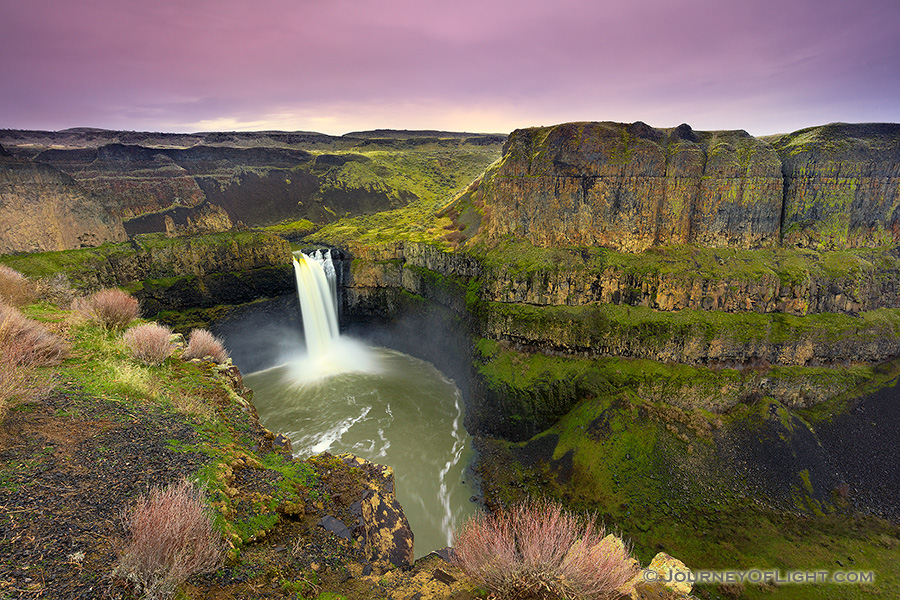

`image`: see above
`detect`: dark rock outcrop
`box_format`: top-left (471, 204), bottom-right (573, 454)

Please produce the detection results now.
top-left (775, 123), bottom-right (900, 249)
top-left (478, 121), bottom-right (784, 251)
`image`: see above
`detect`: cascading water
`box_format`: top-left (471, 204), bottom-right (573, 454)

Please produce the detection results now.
top-left (245, 248), bottom-right (478, 556)
top-left (292, 250), bottom-right (339, 355)
top-left (288, 250), bottom-right (378, 383)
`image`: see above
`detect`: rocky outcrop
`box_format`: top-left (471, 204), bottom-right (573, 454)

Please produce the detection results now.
top-left (454, 121), bottom-right (900, 252)
top-left (776, 123), bottom-right (900, 249)
top-left (475, 122), bottom-right (783, 251)
top-left (0, 154), bottom-right (126, 253)
top-left (3, 230), bottom-right (294, 315)
top-left (341, 454), bottom-right (414, 570)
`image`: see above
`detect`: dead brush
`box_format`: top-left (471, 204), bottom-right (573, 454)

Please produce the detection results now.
top-left (452, 499), bottom-right (638, 600)
top-left (182, 329), bottom-right (230, 363)
top-left (0, 265), bottom-right (36, 307)
top-left (124, 323), bottom-right (174, 367)
top-left (78, 288), bottom-right (141, 330)
top-left (114, 479), bottom-right (223, 599)
top-left (0, 303), bottom-right (69, 367)
top-left (0, 303), bottom-right (68, 419)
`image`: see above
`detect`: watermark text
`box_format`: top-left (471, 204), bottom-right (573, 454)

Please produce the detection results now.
top-left (642, 568), bottom-right (874, 585)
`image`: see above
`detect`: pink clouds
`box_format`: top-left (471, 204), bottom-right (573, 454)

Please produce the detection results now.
top-left (1, 0), bottom-right (898, 135)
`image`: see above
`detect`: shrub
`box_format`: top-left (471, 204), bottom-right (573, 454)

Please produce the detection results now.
top-left (35, 273), bottom-right (77, 308)
top-left (124, 323), bottom-right (173, 367)
top-left (452, 500), bottom-right (638, 600)
top-left (79, 288), bottom-right (141, 330)
top-left (0, 303), bottom-right (69, 367)
top-left (0, 265), bottom-right (36, 307)
top-left (0, 303), bottom-right (67, 419)
top-left (182, 329), bottom-right (230, 363)
top-left (115, 480), bottom-right (223, 599)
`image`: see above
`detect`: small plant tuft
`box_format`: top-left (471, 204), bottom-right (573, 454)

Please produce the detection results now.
top-left (124, 323), bottom-right (174, 367)
top-left (0, 303), bottom-right (68, 420)
top-left (452, 499), bottom-right (638, 600)
top-left (0, 265), bottom-right (36, 307)
top-left (182, 329), bottom-right (230, 363)
top-left (78, 288), bottom-right (141, 330)
top-left (114, 479), bottom-right (223, 599)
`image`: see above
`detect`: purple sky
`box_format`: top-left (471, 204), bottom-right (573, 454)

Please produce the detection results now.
top-left (2, 0), bottom-right (899, 136)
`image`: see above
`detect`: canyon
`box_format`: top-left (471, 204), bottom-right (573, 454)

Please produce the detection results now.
top-left (4, 121), bottom-right (900, 598)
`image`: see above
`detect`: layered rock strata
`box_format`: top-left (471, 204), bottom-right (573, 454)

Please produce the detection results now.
top-left (464, 121), bottom-right (900, 252)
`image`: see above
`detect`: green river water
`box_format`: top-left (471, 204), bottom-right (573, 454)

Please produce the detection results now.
top-left (244, 343), bottom-right (478, 558)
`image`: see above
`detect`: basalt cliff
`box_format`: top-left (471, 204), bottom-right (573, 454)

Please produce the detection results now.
top-left (323, 123), bottom-right (900, 587)
top-left (455, 121), bottom-right (900, 252)
top-left (341, 123), bottom-right (900, 413)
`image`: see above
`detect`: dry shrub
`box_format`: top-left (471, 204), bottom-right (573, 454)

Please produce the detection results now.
top-left (115, 480), bottom-right (223, 599)
top-left (124, 323), bottom-right (173, 367)
top-left (79, 288), bottom-right (141, 330)
top-left (452, 500), bottom-right (638, 600)
top-left (0, 338), bottom-right (52, 421)
top-left (182, 329), bottom-right (230, 363)
top-left (0, 265), bottom-right (36, 307)
top-left (0, 303), bottom-right (68, 419)
top-left (0, 303), bottom-right (69, 367)
top-left (35, 273), bottom-right (77, 308)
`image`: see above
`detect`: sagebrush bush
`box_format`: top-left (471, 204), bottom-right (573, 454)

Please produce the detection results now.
top-left (115, 480), bottom-right (223, 599)
top-left (452, 500), bottom-right (638, 600)
top-left (182, 329), bottom-right (230, 363)
top-left (0, 303), bottom-right (69, 367)
top-left (78, 288), bottom-right (141, 330)
top-left (0, 338), bottom-right (52, 421)
top-left (124, 323), bottom-right (173, 367)
top-left (0, 303), bottom-right (67, 419)
top-left (0, 265), bottom-right (36, 307)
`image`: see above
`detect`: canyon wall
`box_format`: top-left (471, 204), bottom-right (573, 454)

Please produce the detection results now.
top-left (459, 121), bottom-right (900, 252)
top-left (339, 239), bottom-right (900, 438)
top-left (0, 149), bottom-right (126, 253)
top-left (0, 230), bottom-right (294, 316)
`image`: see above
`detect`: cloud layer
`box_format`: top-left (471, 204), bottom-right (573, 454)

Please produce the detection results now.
top-left (2, 0), bottom-right (898, 135)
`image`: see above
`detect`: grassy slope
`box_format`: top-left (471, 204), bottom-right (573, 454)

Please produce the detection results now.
top-left (474, 339), bottom-right (900, 600)
top-left (272, 143), bottom-right (500, 246)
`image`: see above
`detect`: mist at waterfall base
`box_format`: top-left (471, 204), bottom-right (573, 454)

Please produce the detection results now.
top-left (241, 251), bottom-right (478, 557)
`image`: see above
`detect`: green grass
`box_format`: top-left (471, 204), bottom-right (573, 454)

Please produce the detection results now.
top-left (306, 145), bottom-right (500, 246)
top-left (468, 237), bottom-right (900, 286)
top-left (14, 303), bottom-right (321, 555)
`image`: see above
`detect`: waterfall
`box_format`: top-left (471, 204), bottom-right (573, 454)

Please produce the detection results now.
top-left (288, 249), bottom-right (378, 383)
top-left (292, 250), bottom-right (339, 355)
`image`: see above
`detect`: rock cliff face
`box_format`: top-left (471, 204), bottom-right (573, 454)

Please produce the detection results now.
top-left (1, 230), bottom-right (294, 316)
top-left (337, 239), bottom-right (900, 437)
top-left (459, 121), bottom-right (900, 252)
top-left (0, 152), bottom-right (126, 253)
top-left (775, 123), bottom-right (900, 248)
